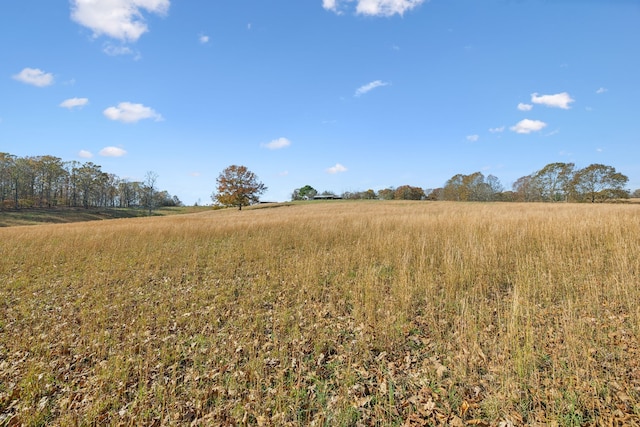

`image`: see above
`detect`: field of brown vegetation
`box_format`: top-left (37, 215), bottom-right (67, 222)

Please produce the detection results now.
top-left (0, 207), bottom-right (212, 228)
top-left (1, 201), bottom-right (639, 426)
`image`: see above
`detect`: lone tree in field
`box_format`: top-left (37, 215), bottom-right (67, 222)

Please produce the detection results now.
top-left (213, 165), bottom-right (267, 210)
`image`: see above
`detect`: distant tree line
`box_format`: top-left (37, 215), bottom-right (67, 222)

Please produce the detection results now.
top-left (0, 152), bottom-right (181, 211)
top-left (292, 162), bottom-right (632, 203)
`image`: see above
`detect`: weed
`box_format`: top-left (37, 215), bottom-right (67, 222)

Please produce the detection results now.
top-left (1, 202), bottom-right (639, 424)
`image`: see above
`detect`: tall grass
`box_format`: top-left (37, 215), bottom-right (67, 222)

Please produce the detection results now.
top-left (1, 201), bottom-right (639, 425)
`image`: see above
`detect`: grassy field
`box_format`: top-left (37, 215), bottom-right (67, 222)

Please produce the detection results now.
top-left (1, 201), bottom-right (639, 426)
top-left (0, 206), bottom-right (214, 228)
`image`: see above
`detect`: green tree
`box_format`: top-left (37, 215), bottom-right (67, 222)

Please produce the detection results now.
top-left (213, 165), bottom-right (267, 210)
top-left (377, 187), bottom-right (395, 200)
top-left (571, 164), bottom-right (629, 202)
top-left (533, 162), bottom-right (575, 202)
top-left (292, 184), bottom-right (317, 200)
top-left (362, 189), bottom-right (377, 199)
top-left (74, 162), bottom-right (103, 209)
top-left (0, 153), bottom-right (17, 209)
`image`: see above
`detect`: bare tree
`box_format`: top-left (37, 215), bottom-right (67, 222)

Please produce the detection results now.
top-left (143, 171), bottom-right (159, 214)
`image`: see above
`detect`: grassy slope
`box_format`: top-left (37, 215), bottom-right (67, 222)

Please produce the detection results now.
top-left (0, 206), bottom-right (213, 227)
top-left (1, 201), bottom-right (639, 426)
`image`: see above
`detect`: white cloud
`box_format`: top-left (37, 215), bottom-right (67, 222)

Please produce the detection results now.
top-left (355, 80), bottom-right (389, 97)
top-left (510, 119), bottom-right (547, 134)
top-left (531, 92), bottom-right (574, 109)
top-left (326, 163), bottom-right (348, 174)
top-left (78, 150), bottom-right (93, 158)
top-left (324, 0), bottom-right (426, 16)
top-left (262, 137), bottom-right (291, 150)
top-left (12, 68), bottom-right (54, 87)
top-left (103, 43), bottom-right (136, 56)
top-left (103, 102), bottom-right (162, 123)
top-left (466, 134), bottom-right (479, 142)
top-left (596, 87), bottom-right (608, 94)
top-left (489, 126), bottom-right (505, 133)
top-left (323, 0), bottom-right (338, 12)
top-left (517, 103), bottom-right (533, 111)
top-left (99, 146), bottom-right (127, 157)
top-left (70, 0), bottom-right (170, 42)
top-left (60, 97), bottom-right (89, 109)
top-left (199, 34), bottom-right (209, 44)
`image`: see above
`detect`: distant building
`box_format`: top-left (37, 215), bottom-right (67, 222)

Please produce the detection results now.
top-left (313, 194), bottom-right (343, 200)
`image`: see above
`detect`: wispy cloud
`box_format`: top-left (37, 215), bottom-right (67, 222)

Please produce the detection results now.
top-left (261, 137), bottom-right (292, 150)
top-left (531, 92), bottom-right (574, 109)
top-left (103, 43), bottom-right (137, 57)
top-left (199, 34), bottom-right (210, 44)
top-left (466, 134), bottom-right (479, 142)
top-left (12, 68), bottom-right (54, 87)
top-left (489, 126), bottom-right (505, 133)
top-left (60, 97), bottom-right (89, 109)
top-left (596, 87), bottom-right (608, 94)
top-left (78, 150), bottom-right (93, 158)
top-left (326, 163), bottom-right (348, 174)
top-left (70, 0), bottom-right (170, 42)
top-left (322, 0), bottom-right (339, 13)
top-left (510, 119), bottom-right (547, 134)
top-left (99, 146), bottom-right (127, 157)
top-left (324, 0), bottom-right (426, 16)
top-left (103, 102), bottom-right (163, 123)
top-left (355, 80), bottom-right (389, 97)
top-left (517, 103), bottom-right (533, 111)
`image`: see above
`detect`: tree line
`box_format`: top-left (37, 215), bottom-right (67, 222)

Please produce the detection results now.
top-left (293, 162), bottom-right (633, 203)
top-left (0, 152), bottom-right (181, 211)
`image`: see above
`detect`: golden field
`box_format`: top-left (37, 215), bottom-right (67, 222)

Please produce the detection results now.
top-left (1, 201), bottom-right (639, 426)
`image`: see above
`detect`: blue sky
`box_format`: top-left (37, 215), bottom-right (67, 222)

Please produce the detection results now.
top-left (2, 0), bottom-right (639, 204)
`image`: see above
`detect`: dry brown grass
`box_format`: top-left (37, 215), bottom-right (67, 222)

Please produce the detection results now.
top-left (1, 201), bottom-right (639, 426)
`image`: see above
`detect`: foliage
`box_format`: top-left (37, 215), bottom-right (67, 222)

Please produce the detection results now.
top-left (1, 202), bottom-right (640, 425)
top-left (213, 165), bottom-right (267, 210)
top-left (0, 152), bottom-right (179, 210)
top-left (512, 163), bottom-right (629, 203)
top-left (533, 162), bottom-right (575, 202)
top-left (341, 189), bottom-right (377, 200)
top-left (291, 185), bottom-right (317, 200)
top-left (293, 162), bottom-right (629, 205)
top-left (377, 188), bottom-right (395, 200)
top-left (441, 172), bottom-right (502, 201)
top-left (571, 163), bottom-right (629, 202)
top-left (393, 185), bottom-right (425, 200)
